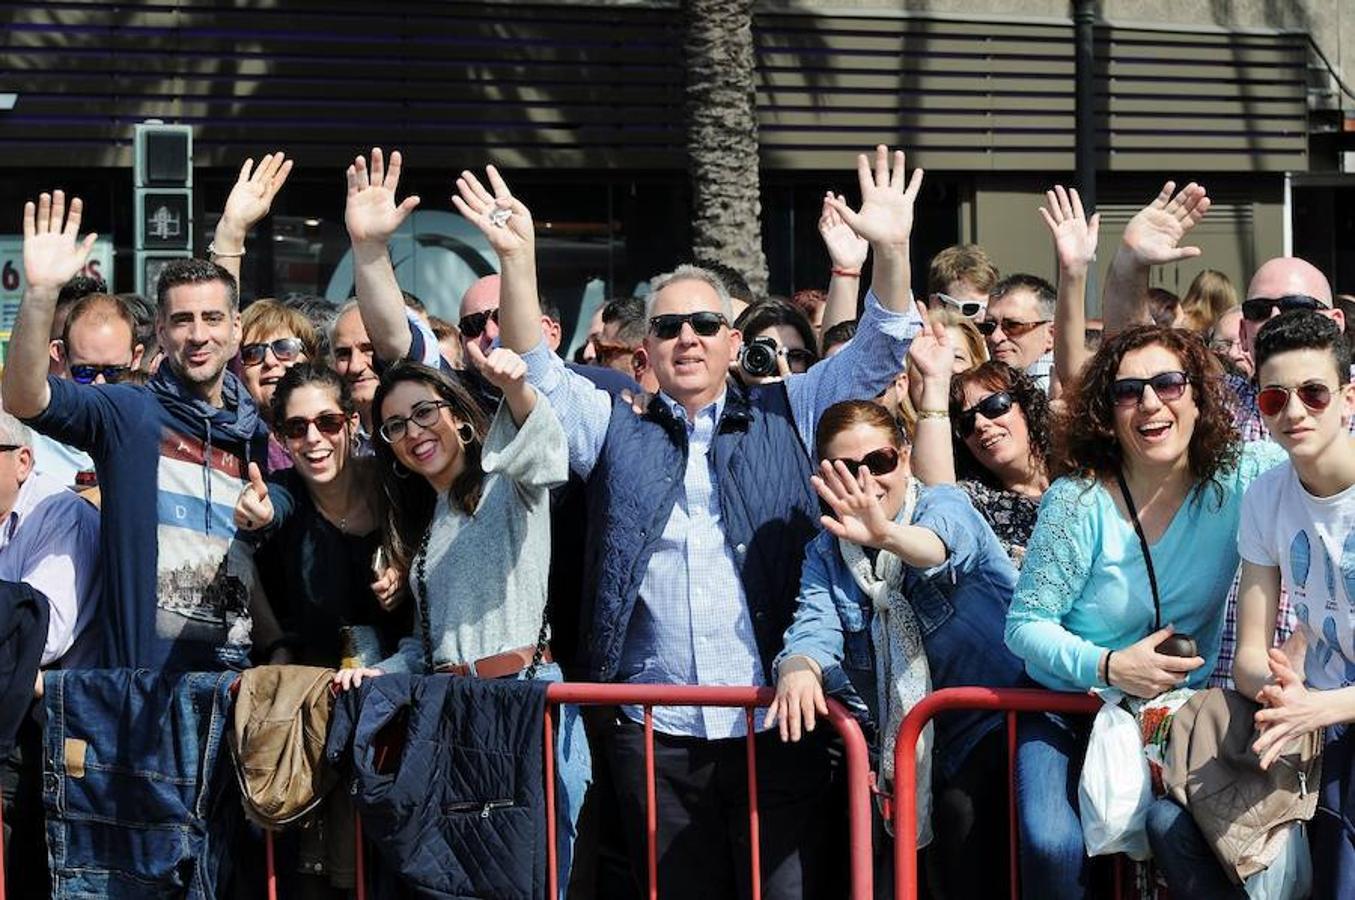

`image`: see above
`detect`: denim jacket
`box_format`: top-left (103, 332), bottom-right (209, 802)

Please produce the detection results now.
top-left (778, 484), bottom-right (1026, 777)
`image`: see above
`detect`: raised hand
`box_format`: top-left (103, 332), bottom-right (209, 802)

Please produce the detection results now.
top-left (819, 192), bottom-right (868, 271)
top-left (812, 459), bottom-right (896, 549)
top-left (451, 165), bottom-right (535, 259)
top-left (23, 191), bottom-right (97, 293)
top-left (345, 148), bottom-right (421, 246)
top-left (234, 462), bottom-right (274, 531)
top-left (220, 152), bottom-right (293, 237)
top-left (1106, 625), bottom-right (1204, 698)
top-left (1039, 185), bottom-right (1100, 277)
top-left (1253, 647), bottom-right (1327, 770)
top-left (465, 342), bottom-right (527, 394)
top-left (908, 318), bottom-right (954, 382)
top-left (1120, 181), bottom-right (1210, 267)
top-left (824, 145), bottom-right (924, 249)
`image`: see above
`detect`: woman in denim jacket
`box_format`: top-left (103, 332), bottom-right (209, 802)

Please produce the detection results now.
top-left (765, 399), bottom-right (1024, 897)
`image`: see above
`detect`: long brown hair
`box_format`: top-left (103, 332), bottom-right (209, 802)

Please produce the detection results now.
top-left (371, 361), bottom-right (490, 575)
top-left (1053, 325), bottom-right (1240, 503)
top-left (948, 361), bottom-right (1050, 488)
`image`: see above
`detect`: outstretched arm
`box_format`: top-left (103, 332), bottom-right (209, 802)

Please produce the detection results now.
top-left (451, 165), bottom-right (541, 352)
top-left (211, 152), bottom-right (292, 285)
top-left (346, 148), bottom-right (423, 363)
top-left (907, 320), bottom-right (958, 485)
top-left (1040, 185), bottom-right (1099, 390)
top-left (818, 192), bottom-right (869, 336)
top-left (1102, 181), bottom-right (1210, 339)
top-left (3, 192), bottom-right (97, 419)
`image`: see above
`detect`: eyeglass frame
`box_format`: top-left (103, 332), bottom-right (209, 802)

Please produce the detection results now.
top-left (459, 308), bottom-right (500, 339)
top-left (977, 317), bottom-right (1050, 339)
top-left (240, 337), bottom-right (306, 367)
top-left (934, 293), bottom-right (987, 318)
top-left (69, 363), bottom-right (133, 384)
top-left (378, 399), bottom-right (456, 443)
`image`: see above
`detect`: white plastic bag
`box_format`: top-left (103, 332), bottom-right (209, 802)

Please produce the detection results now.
top-left (1244, 822), bottom-right (1312, 900)
top-left (1078, 700), bottom-right (1153, 860)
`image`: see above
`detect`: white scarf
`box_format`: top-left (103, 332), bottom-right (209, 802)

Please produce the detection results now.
top-left (838, 479), bottom-right (934, 847)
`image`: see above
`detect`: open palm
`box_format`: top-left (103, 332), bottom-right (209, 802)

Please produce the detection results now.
top-left (451, 165), bottom-right (535, 258)
top-left (345, 148), bottom-right (420, 245)
top-left (23, 191), bottom-right (97, 291)
top-left (819, 193), bottom-right (868, 270)
top-left (1039, 185), bottom-right (1099, 274)
top-left (812, 460), bottom-right (894, 549)
top-left (824, 145), bottom-right (924, 248)
top-left (222, 152), bottom-right (292, 231)
top-left (1122, 181), bottom-right (1210, 266)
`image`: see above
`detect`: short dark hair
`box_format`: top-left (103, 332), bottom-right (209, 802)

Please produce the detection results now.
top-left (1148, 288), bottom-right (1182, 328)
top-left (540, 301), bottom-right (563, 324)
top-left (821, 319), bottom-right (858, 354)
top-left (601, 296), bottom-right (646, 347)
top-left (1254, 310), bottom-right (1351, 385)
top-left (734, 299), bottom-right (818, 355)
top-left (694, 259), bottom-right (754, 304)
top-left (271, 362), bottom-right (356, 426)
top-left (155, 258), bottom-right (238, 315)
top-left (115, 292), bottom-right (156, 349)
top-left (400, 290), bottom-right (425, 315)
top-left (991, 273), bottom-right (1056, 320)
top-left (58, 274), bottom-right (107, 307)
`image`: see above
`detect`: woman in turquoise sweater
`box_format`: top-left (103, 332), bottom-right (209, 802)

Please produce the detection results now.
top-left (1003, 325), bottom-right (1284, 898)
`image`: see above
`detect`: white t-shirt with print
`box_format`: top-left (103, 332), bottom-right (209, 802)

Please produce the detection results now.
top-left (1239, 462), bottom-right (1355, 691)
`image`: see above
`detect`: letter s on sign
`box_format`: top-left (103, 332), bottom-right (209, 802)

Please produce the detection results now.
top-left (2, 261), bottom-right (18, 292)
top-left (85, 259), bottom-right (102, 281)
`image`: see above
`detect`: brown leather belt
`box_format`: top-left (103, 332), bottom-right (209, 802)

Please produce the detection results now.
top-left (434, 645), bottom-right (552, 679)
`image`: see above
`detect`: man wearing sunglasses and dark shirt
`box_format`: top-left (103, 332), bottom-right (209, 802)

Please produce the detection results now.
top-left (455, 146), bottom-right (925, 898)
top-left (31, 293), bottom-right (144, 489)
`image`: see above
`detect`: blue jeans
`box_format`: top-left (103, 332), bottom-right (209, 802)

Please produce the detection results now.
top-left (1313, 723), bottom-right (1355, 898)
top-left (42, 669), bottom-right (239, 899)
top-left (1014, 712), bottom-right (1092, 900)
top-left (522, 662), bottom-right (593, 900)
top-left (1145, 798), bottom-right (1246, 898)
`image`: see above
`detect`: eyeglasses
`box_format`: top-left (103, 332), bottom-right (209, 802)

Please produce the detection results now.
top-left (935, 293), bottom-right (986, 318)
top-left (279, 412), bottom-right (348, 441)
top-left (69, 364), bottom-right (132, 385)
top-left (1256, 382), bottom-right (1333, 418)
top-left (0, 445), bottom-right (21, 453)
top-left (241, 337), bottom-right (305, 367)
top-left (1207, 337), bottom-right (1241, 354)
top-left (1111, 371), bottom-right (1190, 406)
top-left (459, 309), bottom-right (499, 339)
top-left (977, 318), bottom-right (1049, 338)
top-left (827, 446), bottom-right (901, 478)
top-left (648, 311), bottom-right (729, 340)
top-left (379, 400), bottom-right (454, 443)
top-left (785, 347), bottom-right (819, 372)
top-left (1241, 295), bottom-right (1327, 322)
top-left (956, 391), bottom-right (1015, 438)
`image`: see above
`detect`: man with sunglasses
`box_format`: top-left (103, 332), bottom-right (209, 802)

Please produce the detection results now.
top-left (981, 273), bottom-right (1057, 392)
top-left (3, 192), bottom-right (274, 672)
top-left (457, 146), bottom-right (924, 897)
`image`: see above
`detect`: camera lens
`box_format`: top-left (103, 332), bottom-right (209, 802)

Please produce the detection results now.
top-left (741, 339), bottom-right (778, 377)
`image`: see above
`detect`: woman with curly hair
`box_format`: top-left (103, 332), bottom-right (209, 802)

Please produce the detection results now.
top-left (907, 324), bottom-right (1047, 566)
top-left (1001, 325), bottom-right (1285, 899)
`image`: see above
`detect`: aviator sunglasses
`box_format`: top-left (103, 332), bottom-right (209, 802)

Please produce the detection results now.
top-left (1110, 371), bottom-right (1189, 407)
top-left (1256, 382), bottom-right (1333, 418)
top-left (956, 391), bottom-right (1014, 438)
top-left (1240, 295), bottom-right (1326, 323)
top-left (977, 318), bottom-right (1048, 339)
top-left (648, 311), bottom-right (729, 340)
top-left (827, 446), bottom-right (901, 478)
top-left (280, 412), bottom-right (348, 441)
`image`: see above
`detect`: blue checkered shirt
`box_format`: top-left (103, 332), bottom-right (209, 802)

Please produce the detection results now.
top-left (522, 291), bottom-right (922, 738)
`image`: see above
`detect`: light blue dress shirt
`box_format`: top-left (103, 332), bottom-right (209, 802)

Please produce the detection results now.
top-left (522, 290), bottom-right (922, 738)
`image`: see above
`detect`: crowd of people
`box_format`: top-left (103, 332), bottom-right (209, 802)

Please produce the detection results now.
top-left (1, 142), bottom-right (1353, 900)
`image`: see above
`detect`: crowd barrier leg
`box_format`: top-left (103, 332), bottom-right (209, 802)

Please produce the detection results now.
top-left (265, 830), bottom-right (277, 900)
top-left (744, 708), bottom-right (762, 900)
top-left (892, 687), bottom-right (1114, 900)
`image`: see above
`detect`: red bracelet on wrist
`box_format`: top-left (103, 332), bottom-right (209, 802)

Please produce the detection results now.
top-left (832, 267), bottom-right (861, 278)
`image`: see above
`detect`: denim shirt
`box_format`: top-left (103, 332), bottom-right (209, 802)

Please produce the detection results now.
top-left (778, 484), bottom-right (1025, 776)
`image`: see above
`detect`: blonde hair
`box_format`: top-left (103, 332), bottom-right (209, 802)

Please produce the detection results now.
top-left (927, 307), bottom-right (988, 370)
top-left (1180, 269), bottom-right (1237, 334)
top-left (241, 299), bottom-right (320, 359)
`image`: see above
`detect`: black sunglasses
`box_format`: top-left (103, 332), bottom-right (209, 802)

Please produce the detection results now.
top-left (241, 337), bottom-right (305, 367)
top-left (1241, 295), bottom-right (1327, 322)
top-left (957, 391), bottom-right (1015, 438)
top-left (1111, 371), bottom-right (1189, 406)
top-left (828, 446), bottom-right (901, 478)
top-left (648, 311), bottom-right (729, 340)
top-left (459, 308), bottom-right (499, 339)
top-left (976, 318), bottom-right (1049, 338)
top-left (279, 412), bottom-right (348, 440)
top-left (70, 364), bottom-right (132, 385)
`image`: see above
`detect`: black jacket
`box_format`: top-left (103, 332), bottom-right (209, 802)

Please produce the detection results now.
top-left (326, 674), bottom-right (549, 899)
top-left (0, 581), bottom-right (48, 757)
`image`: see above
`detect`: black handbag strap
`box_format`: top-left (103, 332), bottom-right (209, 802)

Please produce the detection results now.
top-left (1116, 469), bottom-right (1163, 631)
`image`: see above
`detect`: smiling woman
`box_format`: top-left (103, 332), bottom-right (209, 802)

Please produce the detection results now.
top-left (1001, 324), bottom-right (1287, 899)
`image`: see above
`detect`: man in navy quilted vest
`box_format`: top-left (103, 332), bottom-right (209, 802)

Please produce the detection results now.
top-left (448, 147), bottom-right (925, 898)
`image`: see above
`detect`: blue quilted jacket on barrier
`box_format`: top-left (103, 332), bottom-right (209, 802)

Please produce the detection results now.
top-left (582, 380), bottom-right (819, 682)
top-left (326, 674), bottom-right (549, 899)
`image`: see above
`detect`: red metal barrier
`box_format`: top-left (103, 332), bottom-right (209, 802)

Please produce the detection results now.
top-left (263, 683), bottom-right (875, 900)
top-left (890, 686), bottom-right (1110, 900)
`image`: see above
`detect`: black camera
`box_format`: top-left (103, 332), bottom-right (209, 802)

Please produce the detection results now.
top-left (740, 336), bottom-right (780, 378)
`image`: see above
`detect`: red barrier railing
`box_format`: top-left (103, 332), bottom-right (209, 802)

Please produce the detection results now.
top-left (262, 682), bottom-right (874, 900)
top-left (891, 686), bottom-right (1112, 900)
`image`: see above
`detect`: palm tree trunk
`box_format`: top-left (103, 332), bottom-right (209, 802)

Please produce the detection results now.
top-left (680, 0), bottom-right (769, 297)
